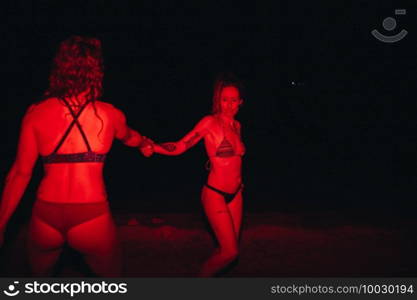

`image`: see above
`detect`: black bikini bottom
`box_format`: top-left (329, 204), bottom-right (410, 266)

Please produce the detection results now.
top-left (204, 184), bottom-right (243, 204)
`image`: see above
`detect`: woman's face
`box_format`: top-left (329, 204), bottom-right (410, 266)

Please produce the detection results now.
top-left (219, 86), bottom-right (242, 117)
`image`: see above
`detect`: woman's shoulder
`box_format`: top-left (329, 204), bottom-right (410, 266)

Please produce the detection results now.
top-left (200, 114), bottom-right (216, 124)
top-left (94, 101), bottom-right (129, 125)
top-left (93, 100), bottom-right (125, 116)
top-left (19, 98), bottom-right (57, 126)
top-left (194, 114), bottom-right (217, 128)
top-left (24, 98), bottom-right (57, 116)
top-left (93, 100), bottom-right (117, 111)
top-left (32, 97), bottom-right (58, 108)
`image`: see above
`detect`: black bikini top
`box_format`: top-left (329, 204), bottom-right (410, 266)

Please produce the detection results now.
top-left (214, 119), bottom-right (244, 157)
top-left (41, 98), bottom-right (106, 164)
top-left (215, 137), bottom-right (236, 157)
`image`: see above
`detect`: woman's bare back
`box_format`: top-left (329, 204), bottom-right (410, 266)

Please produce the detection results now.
top-left (28, 98), bottom-right (123, 203)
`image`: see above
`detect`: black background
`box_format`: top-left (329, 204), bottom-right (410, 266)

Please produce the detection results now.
top-left (2, 1), bottom-right (416, 217)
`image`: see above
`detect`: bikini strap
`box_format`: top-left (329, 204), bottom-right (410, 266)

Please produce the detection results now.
top-left (51, 98), bottom-right (92, 154)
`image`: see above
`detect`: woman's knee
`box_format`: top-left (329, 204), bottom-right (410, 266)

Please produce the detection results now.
top-left (221, 248), bottom-right (239, 264)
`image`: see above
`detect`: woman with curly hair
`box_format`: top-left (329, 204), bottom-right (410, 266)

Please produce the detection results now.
top-left (151, 73), bottom-right (245, 276)
top-left (0, 36), bottom-right (151, 276)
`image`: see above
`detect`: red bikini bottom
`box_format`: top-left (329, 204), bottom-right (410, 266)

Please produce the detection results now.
top-left (31, 199), bottom-right (110, 236)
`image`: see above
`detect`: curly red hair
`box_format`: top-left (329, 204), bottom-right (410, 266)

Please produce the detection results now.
top-left (44, 36), bottom-right (103, 103)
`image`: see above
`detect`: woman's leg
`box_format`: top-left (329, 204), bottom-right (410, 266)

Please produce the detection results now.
top-left (227, 190), bottom-right (243, 240)
top-left (198, 186), bottom-right (239, 277)
top-left (27, 216), bottom-right (65, 276)
top-left (66, 213), bottom-right (121, 277)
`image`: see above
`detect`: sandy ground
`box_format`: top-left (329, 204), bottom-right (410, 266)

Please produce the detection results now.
top-left (1, 212), bottom-right (416, 277)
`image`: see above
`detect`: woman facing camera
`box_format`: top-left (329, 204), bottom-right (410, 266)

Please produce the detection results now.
top-left (152, 73), bottom-right (245, 276)
top-left (0, 36), bottom-right (151, 276)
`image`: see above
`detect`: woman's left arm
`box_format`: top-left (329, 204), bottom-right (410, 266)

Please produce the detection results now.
top-left (153, 115), bottom-right (212, 156)
top-left (0, 106), bottom-right (39, 241)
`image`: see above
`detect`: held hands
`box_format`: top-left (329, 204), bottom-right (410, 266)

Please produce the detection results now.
top-left (139, 136), bottom-right (155, 157)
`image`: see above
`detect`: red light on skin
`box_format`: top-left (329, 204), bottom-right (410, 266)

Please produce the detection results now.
top-left (219, 86), bottom-right (243, 118)
top-left (151, 79), bottom-right (245, 276)
top-left (0, 36), bottom-right (150, 277)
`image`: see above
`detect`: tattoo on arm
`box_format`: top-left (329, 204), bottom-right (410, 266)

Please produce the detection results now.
top-left (184, 132), bottom-right (201, 149)
top-left (160, 143), bottom-right (177, 152)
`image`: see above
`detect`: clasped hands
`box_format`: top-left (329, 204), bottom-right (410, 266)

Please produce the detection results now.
top-left (138, 136), bottom-right (155, 157)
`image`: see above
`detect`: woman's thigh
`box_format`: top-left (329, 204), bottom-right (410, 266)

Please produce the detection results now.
top-left (66, 213), bottom-right (119, 256)
top-left (227, 191), bottom-right (243, 238)
top-left (201, 187), bottom-right (238, 252)
top-left (27, 215), bottom-right (66, 275)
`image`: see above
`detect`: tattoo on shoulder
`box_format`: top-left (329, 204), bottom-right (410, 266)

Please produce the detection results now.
top-left (184, 132), bottom-right (200, 149)
top-left (160, 143), bottom-right (177, 152)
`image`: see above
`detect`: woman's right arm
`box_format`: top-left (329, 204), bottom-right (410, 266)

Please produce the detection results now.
top-left (114, 107), bottom-right (146, 147)
top-left (154, 116), bottom-right (212, 156)
top-left (0, 106), bottom-right (38, 245)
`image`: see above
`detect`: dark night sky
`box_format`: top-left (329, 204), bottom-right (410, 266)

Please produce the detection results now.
top-left (2, 1), bottom-right (416, 215)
